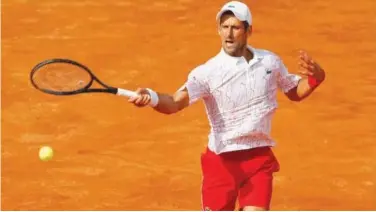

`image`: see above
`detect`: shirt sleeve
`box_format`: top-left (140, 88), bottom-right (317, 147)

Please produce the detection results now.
top-left (276, 58), bottom-right (302, 93)
top-left (178, 65), bottom-right (210, 105)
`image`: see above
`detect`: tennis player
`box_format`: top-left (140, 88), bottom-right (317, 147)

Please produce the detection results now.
top-left (128, 1), bottom-right (325, 210)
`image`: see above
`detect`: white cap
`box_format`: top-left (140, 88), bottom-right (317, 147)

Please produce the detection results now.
top-left (216, 1), bottom-right (252, 25)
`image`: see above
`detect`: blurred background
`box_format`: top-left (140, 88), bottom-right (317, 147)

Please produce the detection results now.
top-left (1, 0), bottom-right (376, 210)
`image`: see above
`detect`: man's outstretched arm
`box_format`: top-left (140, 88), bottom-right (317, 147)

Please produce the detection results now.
top-left (128, 87), bottom-right (190, 115)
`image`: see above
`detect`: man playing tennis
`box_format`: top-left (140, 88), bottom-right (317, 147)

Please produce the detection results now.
top-left (128, 1), bottom-right (325, 210)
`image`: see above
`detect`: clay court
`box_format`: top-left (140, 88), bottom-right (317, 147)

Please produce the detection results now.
top-left (1, 0), bottom-right (375, 210)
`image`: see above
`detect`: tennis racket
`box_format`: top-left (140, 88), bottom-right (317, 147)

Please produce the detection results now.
top-left (30, 58), bottom-right (139, 98)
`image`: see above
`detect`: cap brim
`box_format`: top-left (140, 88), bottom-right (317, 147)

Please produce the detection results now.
top-left (216, 9), bottom-right (247, 23)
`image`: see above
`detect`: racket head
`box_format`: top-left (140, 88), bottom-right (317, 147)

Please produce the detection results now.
top-left (30, 58), bottom-right (95, 95)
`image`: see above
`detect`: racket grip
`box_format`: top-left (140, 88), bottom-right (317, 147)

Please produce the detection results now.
top-left (116, 88), bottom-right (138, 98)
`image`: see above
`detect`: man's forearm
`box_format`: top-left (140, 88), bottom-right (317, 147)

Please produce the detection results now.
top-left (287, 77), bottom-right (323, 101)
top-left (149, 89), bottom-right (189, 115)
top-left (296, 77), bottom-right (315, 100)
top-left (152, 93), bottom-right (181, 114)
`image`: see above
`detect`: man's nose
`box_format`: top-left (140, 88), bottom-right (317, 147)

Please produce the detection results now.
top-left (225, 28), bottom-right (234, 38)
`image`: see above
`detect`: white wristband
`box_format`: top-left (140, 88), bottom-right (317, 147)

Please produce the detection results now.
top-left (146, 88), bottom-right (159, 107)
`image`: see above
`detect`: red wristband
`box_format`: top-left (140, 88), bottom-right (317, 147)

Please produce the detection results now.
top-left (308, 75), bottom-right (321, 88)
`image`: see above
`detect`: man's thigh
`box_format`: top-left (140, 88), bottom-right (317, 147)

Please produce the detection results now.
top-left (238, 147), bottom-right (280, 210)
top-left (201, 148), bottom-right (239, 211)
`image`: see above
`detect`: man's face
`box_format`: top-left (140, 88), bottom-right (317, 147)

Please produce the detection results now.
top-left (218, 13), bottom-right (251, 57)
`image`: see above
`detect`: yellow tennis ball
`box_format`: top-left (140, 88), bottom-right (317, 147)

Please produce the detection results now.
top-left (39, 146), bottom-right (54, 161)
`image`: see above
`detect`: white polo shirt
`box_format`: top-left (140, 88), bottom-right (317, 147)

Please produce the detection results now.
top-left (183, 45), bottom-right (301, 154)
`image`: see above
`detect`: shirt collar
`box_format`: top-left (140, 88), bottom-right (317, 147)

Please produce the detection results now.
top-left (219, 45), bottom-right (263, 66)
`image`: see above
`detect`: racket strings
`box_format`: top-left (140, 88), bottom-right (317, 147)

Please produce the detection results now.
top-left (32, 63), bottom-right (92, 92)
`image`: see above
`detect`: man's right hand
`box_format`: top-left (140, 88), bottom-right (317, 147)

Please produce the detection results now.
top-left (128, 88), bottom-right (152, 107)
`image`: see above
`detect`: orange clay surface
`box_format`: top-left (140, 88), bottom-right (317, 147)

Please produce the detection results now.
top-left (2, 0), bottom-right (376, 210)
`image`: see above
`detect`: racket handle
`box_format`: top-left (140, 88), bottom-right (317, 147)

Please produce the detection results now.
top-left (116, 88), bottom-right (138, 98)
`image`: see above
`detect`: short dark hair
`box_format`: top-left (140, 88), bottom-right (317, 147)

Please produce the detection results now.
top-left (220, 10), bottom-right (249, 29)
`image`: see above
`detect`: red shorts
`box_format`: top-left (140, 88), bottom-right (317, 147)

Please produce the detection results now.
top-left (200, 146), bottom-right (280, 211)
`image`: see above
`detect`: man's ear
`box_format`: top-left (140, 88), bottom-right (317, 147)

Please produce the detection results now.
top-left (247, 25), bottom-right (253, 36)
top-left (248, 25), bottom-right (253, 35)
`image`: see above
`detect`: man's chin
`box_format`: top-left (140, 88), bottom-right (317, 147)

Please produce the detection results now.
top-left (223, 48), bottom-right (238, 56)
